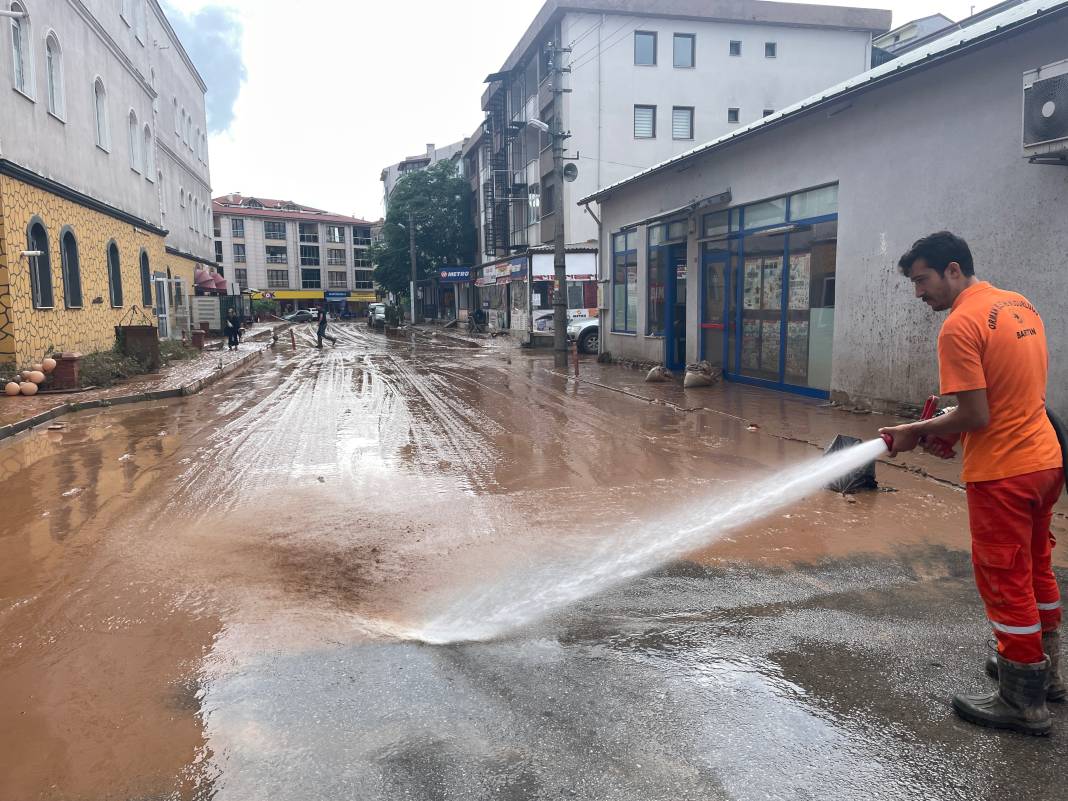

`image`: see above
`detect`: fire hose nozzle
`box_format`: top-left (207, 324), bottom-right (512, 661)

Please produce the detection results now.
top-left (880, 432), bottom-right (894, 451)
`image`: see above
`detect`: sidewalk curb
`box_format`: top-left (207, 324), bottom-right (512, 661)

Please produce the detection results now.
top-left (0, 347), bottom-right (266, 443)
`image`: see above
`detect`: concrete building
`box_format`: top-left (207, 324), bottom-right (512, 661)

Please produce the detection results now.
top-left (0, 0), bottom-right (214, 368)
top-left (212, 194), bottom-right (376, 314)
top-left (380, 141), bottom-right (465, 208)
top-left (579, 0), bottom-right (1068, 416)
top-left (470, 0), bottom-right (891, 269)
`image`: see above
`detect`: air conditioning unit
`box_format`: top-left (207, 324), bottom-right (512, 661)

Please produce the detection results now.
top-left (1023, 58), bottom-right (1068, 161)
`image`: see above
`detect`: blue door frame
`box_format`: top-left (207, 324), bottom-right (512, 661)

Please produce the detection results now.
top-left (697, 206), bottom-right (837, 400)
top-left (699, 245), bottom-right (730, 370)
top-left (661, 242), bottom-right (687, 371)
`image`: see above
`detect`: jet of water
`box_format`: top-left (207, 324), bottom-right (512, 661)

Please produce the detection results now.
top-left (411, 437), bottom-right (890, 645)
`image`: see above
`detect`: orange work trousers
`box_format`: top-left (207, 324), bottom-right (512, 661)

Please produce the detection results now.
top-left (967, 467), bottom-right (1064, 664)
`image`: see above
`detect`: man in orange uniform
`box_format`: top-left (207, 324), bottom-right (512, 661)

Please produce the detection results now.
top-left (879, 231), bottom-right (1064, 736)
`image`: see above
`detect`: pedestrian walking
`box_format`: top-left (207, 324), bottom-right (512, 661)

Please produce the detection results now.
top-left (224, 307), bottom-right (242, 351)
top-left (316, 307), bottom-right (337, 349)
top-left (879, 231), bottom-right (1064, 736)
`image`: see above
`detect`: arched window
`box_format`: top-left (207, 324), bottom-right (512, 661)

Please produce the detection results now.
top-left (139, 251), bottom-right (152, 307)
top-left (107, 242), bottom-right (123, 307)
top-left (93, 78), bottom-right (109, 149)
top-left (172, 98), bottom-right (179, 134)
top-left (45, 32), bottom-right (63, 117)
top-left (60, 230), bottom-right (82, 308)
top-left (195, 126), bottom-right (201, 160)
top-left (192, 198), bottom-right (200, 232)
top-left (9, 2), bottom-right (31, 96)
top-left (27, 221), bottom-right (53, 309)
top-left (143, 124), bottom-right (154, 179)
top-left (127, 110), bottom-right (140, 172)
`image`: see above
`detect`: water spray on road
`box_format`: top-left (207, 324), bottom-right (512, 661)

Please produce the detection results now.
top-left (410, 437), bottom-right (890, 644)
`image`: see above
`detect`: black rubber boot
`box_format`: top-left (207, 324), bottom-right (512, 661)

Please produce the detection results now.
top-left (985, 631), bottom-right (1066, 702)
top-left (955, 655), bottom-right (1051, 736)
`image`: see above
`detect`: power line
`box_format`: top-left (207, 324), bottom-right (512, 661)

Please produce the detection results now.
top-left (566, 17), bottom-right (605, 51)
top-left (569, 20), bottom-right (639, 72)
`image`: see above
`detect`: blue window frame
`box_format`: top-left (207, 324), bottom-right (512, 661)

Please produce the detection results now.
top-left (612, 230), bottom-right (638, 333)
top-left (700, 184), bottom-right (839, 399)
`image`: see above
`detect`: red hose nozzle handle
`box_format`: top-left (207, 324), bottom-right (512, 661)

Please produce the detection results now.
top-left (880, 432), bottom-right (894, 451)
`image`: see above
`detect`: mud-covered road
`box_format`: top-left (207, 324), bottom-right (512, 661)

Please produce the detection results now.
top-left (1, 323), bottom-right (1065, 800)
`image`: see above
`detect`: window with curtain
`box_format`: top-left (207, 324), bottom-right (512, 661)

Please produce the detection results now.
top-left (45, 33), bottom-right (63, 117)
top-left (634, 105), bottom-right (656, 139)
top-left (61, 231), bottom-right (82, 308)
top-left (94, 79), bottom-right (109, 149)
top-left (10, 4), bottom-right (29, 95)
top-left (672, 107), bottom-right (694, 140)
top-left (128, 111), bottom-right (140, 171)
top-left (107, 243), bottom-right (123, 307)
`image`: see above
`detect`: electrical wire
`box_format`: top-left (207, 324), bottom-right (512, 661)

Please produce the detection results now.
top-left (569, 20), bottom-right (640, 72)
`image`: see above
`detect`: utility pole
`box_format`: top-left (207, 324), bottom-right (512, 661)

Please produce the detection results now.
top-left (549, 40), bottom-right (571, 370)
top-left (408, 210), bottom-right (417, 325)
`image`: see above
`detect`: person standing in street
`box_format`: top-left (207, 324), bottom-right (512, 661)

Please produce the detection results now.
top-left (879, 231), bottom-right (1064, 736)
top-left (224, 307), bottom-right (242, 351)
top-left (316, 306), bottom-right (337, 349)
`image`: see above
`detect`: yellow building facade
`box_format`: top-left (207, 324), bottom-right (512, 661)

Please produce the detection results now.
top-left (0, 171), bottom-right (196, 371)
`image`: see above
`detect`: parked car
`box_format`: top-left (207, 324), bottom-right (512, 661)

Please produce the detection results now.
top-left (566, 316), bottom-right (599, 355)
top-left (283, 309), bottom-right (317, 323)
top-left (367, 303), bottom-right (387, 328)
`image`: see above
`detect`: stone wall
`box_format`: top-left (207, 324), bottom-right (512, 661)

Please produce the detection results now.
top-left (0, 174), bottom-right (168, 369)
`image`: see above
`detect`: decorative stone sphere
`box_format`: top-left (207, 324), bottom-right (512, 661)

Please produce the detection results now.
top-left (4, 382), bottom-right (19, 396)
top-left (19, 382), bottom-right (38, 396)
top-left (27, 371), bottom-right (46, 384)
top-left (42, 357), bottom-right (57, 373)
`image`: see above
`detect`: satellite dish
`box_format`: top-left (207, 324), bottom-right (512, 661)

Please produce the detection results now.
top-left (562, 162), bottom-right (579, 182)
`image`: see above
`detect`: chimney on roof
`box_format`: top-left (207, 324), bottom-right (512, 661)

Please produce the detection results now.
top-left (426, 143), bottom-right (435, 158)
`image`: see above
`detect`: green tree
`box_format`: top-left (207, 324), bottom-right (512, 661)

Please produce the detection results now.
top-left (370, 160), bottom-right (474, 298)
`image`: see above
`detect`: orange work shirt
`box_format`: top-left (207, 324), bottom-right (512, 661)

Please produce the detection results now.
top-left (938, 281), bottom-right (1061, 483)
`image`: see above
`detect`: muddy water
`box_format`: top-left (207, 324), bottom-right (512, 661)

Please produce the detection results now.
top-left (1, 323), bottom-right (1062, 799)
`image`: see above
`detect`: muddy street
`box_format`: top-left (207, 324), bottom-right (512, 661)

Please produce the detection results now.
top-left (1, 323), bottom-right (1065, 801)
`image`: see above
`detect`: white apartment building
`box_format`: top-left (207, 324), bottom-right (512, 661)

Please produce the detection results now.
top-left (471, 0), bottom-right (891, 263)
top-left (212, 194), bottom-right (376, 312)
top-left (380, 140), bottom-right (465, 208)
top-left (0, 0), bottom-right (213, 365)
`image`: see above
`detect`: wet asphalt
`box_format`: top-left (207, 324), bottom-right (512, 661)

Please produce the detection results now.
top-left (0, 322), bottom-right (1065, 801)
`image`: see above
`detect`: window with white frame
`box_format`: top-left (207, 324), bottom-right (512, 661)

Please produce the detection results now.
top-left (299, 223), bottom-right (319, 243)
top-left (672, 106), bottom-right (694, 140)
top-left (353, 226), bottom-right (372, 245)
top-left (143, 125), bottom-right (154, 179)
top-left (326, 225), bottom-right (345, 244)
top-left (327, 247), bottom-right (346, 266)
top-left (10, 3), bottom-right (31, 97)
top-left (634, 105), bottom-right (656, 138)
top-left (94, 78), bottom-right (109, 149)
top-left (231, 218), bottom-right (244, 238)
top-left (266, 246), bottom-right (288, 264)
top-left (45, 33), bottom-right (63, 117)
top-left (235, 268), bottom-right (248, 288)
top-left (233, 244), bottom-right (246, 263)
top-left (173, 98), bottom-right (179, 134)
top-left (354, 256), bottom-right (372, 268)
top-left (267, 269), bottom-right (289, 288)
top-left (128, 110), bottom-right (140, 172)
top-left (328, 271), bottom-right (347, 289)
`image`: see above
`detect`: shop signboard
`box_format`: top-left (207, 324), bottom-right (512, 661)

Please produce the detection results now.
top-left (325, 291), bottom-right (348, 300)
top-left (438, 268), bottom-right (471, 283)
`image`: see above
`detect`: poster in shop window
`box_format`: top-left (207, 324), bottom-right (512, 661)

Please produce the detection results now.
top-left (788, 253), bottom-right (811, 310)
top-left (761, 320), bottom-right (780, 372)
top-left (786, 320), bottom-right (810, 381)
top-left (743, 258), bottom-right (762, 310)
top-left (741, 319), bottom-right (761, 369)
top-left (761, 257), bottom-right (782, 310)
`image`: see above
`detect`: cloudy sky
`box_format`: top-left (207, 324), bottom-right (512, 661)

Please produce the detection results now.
top-left (162, 0), bottom-right (1002, 222)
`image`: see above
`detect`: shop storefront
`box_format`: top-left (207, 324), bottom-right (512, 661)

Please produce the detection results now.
top-left (530, 250), bottom-right (599, 341)
top-left (437, 268), bottom-right (472, 320)
top-left (700, 184), bottom-right (837, 396)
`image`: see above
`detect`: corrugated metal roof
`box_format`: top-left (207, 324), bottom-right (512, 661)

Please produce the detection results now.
top-left (579, 0), bottom-right (1068, 206)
